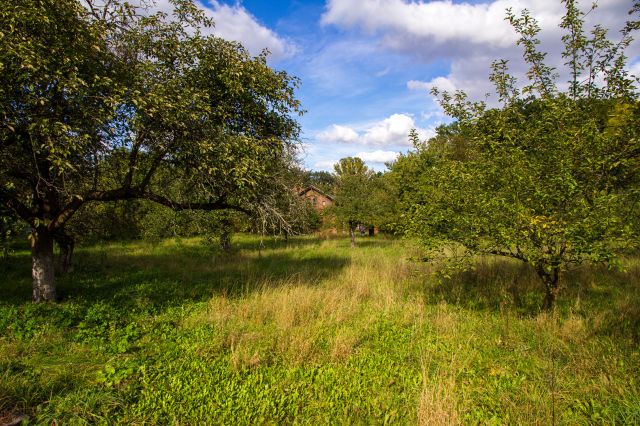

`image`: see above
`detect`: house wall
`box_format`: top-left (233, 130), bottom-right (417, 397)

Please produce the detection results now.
top-left (301, 189), bottom-right (333, 211)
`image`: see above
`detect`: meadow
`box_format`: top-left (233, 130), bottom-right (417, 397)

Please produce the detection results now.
top-left (1, 234), bottom-right (639, 424)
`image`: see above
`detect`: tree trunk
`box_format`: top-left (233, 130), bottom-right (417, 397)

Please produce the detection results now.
top-left (31, 226), bottom-right (57, 302)
top-left (58, 238), bottom-right (74, 275)
top-left (536, 264), bottom-right (559, 311)
top-left (349, 221), bottom-right (356, 248)
top-left (218, 216), bottom-right (234, 253)
top-left (55, 230), bottom-right (75, 275)
top-left (219, 228), bottom-right (232, 253)
top-left (220, 232), bottom-right (231, 252)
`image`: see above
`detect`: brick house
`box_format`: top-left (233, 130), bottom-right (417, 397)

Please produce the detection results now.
top-left (298, 186), bottom-right (334, 211)
top-left (298, 186), bottom-right (378, 235)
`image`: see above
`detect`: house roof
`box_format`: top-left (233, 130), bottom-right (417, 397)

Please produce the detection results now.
top-left (298, 185), bottom-right (335, 201)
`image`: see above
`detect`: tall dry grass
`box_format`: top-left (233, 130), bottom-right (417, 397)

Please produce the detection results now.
top-left (188, 238), bottom-right (423, 369)
top-left (180, 236), bottom-right (640, 423)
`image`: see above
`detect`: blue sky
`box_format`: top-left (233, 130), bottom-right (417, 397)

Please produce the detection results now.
top-left (169, 0), bottom-right (639, 171)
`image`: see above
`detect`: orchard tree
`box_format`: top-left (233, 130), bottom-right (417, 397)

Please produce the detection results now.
top-left (398, 1), bottom-right (640, 309)
top-left (368, 171), bottom-right (401, 233)
top-left (0, 0), bottom-right (302, 302)
top-left (249, 151), bottom-right (322, 239)
top-left (332, 157), bottom-right (375, 247)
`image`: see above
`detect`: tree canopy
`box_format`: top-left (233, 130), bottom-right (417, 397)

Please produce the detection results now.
top-left (393, 1), bottom-right (640, 309)
top-left (0, 0), bottom-right (303, 301)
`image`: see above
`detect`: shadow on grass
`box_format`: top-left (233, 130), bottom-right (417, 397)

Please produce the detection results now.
top-left (421, 257), bottom-right (640, 340)
top-left (0, 238), bottom-right (350, 309)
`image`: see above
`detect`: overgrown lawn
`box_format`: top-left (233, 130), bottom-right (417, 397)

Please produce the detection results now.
top-left (1, 235), bottom-right (639, 424)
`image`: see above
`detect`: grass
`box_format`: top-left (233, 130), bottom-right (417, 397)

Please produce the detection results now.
top-left (1, 234), bottom-right (639, 424)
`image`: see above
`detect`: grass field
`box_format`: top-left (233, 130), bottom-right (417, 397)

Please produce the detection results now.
top-left (1, 234), bottom-right (639, 424)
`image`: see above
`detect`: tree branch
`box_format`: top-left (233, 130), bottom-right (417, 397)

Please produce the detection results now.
top-left (486, 248), bottom-right (528, 263)
top-left (2, 196), bottom-right (36, 225)
top-left (139, 150), bottom-right (168, 190)
top-left (49, 188), bottom-right (251, 231)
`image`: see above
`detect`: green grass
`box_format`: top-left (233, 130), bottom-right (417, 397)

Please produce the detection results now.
top-left (1, 234), bottom-right (639, 424)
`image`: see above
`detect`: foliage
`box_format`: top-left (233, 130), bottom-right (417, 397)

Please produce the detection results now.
top-left (303, 170), bottom-right (336, 195)
top-left (0, 208), bottom-right (25, 259)
top-left (367, 172), bottom-right (401, 233)
top-left (331, 157), bottom-right (400, 239)
top-left (331, 158), bottom-right (374, 245)
top-left (333, 156), bottom-right (370, 178)
top-left (0, 0), bottom-right (303, 301)
top-left (394, 2), bottom-right (640, 309)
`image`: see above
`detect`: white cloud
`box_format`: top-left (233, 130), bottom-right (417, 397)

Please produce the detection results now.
top-left (323, 0), bottom-right (637, 103)
top-left (408, 55), bottom-right (500, 101)
top-left (316, 113), bottom-right (433, 147)
top-left (313, 160), bottom-right (338, 170)
top-left (317, 124), bottom-right (359, 144)
top-left (322, 0), bottom-right (528, 47)
top-left (141, 0), bottom-right (295, 61)
top-left (208, 1), bottom-right (295, 60)
top-left (297, 142), bottom-right (314, 155)
top-left (355, 150), bottom-right (399, 164)
top-left (362, 113), bottom-right (417, 146)
top-left (406, 80), bottom-right (430, 91)
top-left (408, 78), bottom-right (456, 94)
top-left (420, 109), bottom-right (447, 122)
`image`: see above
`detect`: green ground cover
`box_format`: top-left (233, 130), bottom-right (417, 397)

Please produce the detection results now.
top-left (1, 235), bottom-right (639, 424)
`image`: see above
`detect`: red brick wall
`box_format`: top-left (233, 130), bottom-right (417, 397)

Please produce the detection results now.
top-left (302, 189), bottom-right (333, 211)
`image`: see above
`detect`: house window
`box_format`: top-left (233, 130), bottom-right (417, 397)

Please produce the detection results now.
top-left (322, 200), bottom-right (326, 206)
top-left (312, 197), bottom-right (317, 205)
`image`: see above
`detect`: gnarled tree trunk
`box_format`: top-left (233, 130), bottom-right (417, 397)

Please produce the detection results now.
top-left (31, 226), bottom-right (56, 302)
top-left (349, 221), bottom-right (356, 248)
top-left (536, 263), bottom-right (560, 311)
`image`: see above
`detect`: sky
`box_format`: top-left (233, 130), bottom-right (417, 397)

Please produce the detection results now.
top-left (161, 0), bottom-right (640, 172)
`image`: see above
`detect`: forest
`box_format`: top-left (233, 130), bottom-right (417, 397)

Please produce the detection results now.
top-left (1, 0), bottom-right (639, 424)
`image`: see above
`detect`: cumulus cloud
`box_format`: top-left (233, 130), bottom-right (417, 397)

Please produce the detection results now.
top-left (355, 150), bottom-right (399, 164)
top-left (317, 124), bottom-right (360, 144)
top-left (145, 0), bottom-right (295, 61)
top-left (407, 55), bottom-right (501, 101)
top-left (362, 113), bottom-right (419, 146)
top-left (320, 0), bottom-right (630, 56)
top-left (208, 1), bottom-right (295, 60)
top-left (322, 0), bottom-right (527, 47)
top-left (406, 80), bottom-right (430, 91)
top-left (324, 0), bottom-right (637, 102)
top-left (316, 113), bottom-right (433, 147)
